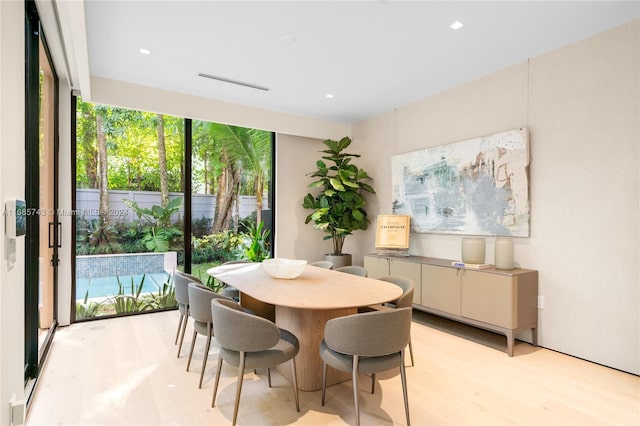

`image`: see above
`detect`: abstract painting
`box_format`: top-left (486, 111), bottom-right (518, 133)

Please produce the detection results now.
top-left (391, 128), bottom-right (530, 237)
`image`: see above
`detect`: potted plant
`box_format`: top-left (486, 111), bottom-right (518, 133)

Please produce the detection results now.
top-left (302, 137), bottom-right (375, 268)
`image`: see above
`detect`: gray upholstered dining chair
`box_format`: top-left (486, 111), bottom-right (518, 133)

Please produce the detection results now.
top-left (335, 265), bottom-right (368, 277)
top-left (370, 276), bottom-right (416, 367)
top-left (211, 298), bottom-right (300, 426)
top-left (186, 282), bottom-right (232, 388)
top-left (174, 270), bottom-right (203, 358)
top-left (319, 307), bottom-right (412, 426)
top-left (310, 260), bottom-right (333, 269)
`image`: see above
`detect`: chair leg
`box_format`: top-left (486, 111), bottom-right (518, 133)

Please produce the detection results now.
top-left (290, 358), bottom-right (300, 412)
top-left (400, 351), bottom-right (410, 426)
top-left (352, 355), bottom-right (361, 426)
top-left (232, 352), bottom-right (247, 426)
top-left (371, 373), bottom-right (376, 394)
top-left (211, 356), bottom-right (224, 407)
top-left (321, 362), bottom-right (328, 406)
top-left (177, 310), bottom-right (189, 358)
top-left (175, 313), bottom-right (183, 345)
top-left (267, 367), bottom-right (271, 388)
top-left (408, 339), bottom-right (415, 367)
top-left (199, 326), bottom-right (212, 388)
top-left (186, 330), bottom-right (197, 371)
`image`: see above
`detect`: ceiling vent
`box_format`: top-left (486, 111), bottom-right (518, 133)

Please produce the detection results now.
top-left (198, 72), bottom-right (269, 91)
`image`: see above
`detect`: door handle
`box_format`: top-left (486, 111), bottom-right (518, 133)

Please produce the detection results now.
top-left (48, 221), bottom-right (62, 248)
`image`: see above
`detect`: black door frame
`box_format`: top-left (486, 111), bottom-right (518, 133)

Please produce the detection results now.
top-left (24, 0), bottom-right (59, 384)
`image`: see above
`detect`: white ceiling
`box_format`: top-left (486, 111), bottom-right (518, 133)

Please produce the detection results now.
top-left (82, 1), bottom-right (639, 124)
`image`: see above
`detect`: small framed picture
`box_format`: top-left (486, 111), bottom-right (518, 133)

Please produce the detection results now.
top-left (375, 215), bottom-right (410, 249)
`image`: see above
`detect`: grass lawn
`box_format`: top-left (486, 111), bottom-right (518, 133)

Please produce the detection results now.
top-left (186, 261), bottom-right (222, 282)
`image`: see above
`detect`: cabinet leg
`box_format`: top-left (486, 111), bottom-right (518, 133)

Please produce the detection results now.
top-left (532, 327), bottom-right (538, 347)
top-left (506, 330), bottom-right (514, 357)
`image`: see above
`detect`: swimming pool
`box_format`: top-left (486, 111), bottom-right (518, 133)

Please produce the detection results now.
top-left (76, 271), bottom-right (171, 300)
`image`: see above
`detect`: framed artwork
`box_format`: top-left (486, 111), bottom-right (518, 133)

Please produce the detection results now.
top-left (391, 128), bottom-right (530, 237)
top-left (375, 215), bottom-right (411, 249)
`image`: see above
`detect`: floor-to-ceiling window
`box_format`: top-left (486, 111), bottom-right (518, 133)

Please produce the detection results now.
top-left (25, 0), bottom-right (59, 386)
top-left (189, 121), bottom-right (273, 284)
top-left (73, 100), bottom-right (185, 319)
top-left (72, 101), bottom-right (274, 320)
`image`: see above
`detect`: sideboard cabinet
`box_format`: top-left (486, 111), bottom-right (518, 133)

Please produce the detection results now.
top-left (364, 254), bottom-right (538, 356)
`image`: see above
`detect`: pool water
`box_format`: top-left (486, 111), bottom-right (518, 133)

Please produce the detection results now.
top-left (76, 272), bottom-right (171, 300)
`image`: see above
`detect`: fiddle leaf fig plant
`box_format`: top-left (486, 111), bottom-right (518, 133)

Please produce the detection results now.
top-left (302, 137), bottom-right (375, 255)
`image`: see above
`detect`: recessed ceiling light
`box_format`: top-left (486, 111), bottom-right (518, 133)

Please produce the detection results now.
top-left (280, 35), bottom-right (296, 44)
top-left (450, 21), bottom-right (464, 30)
top-left (325, 93), bottom-right (335, 99)
top-left (139, 48), bottom-right (152, 55)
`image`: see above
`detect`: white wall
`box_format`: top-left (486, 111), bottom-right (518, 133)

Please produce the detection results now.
top-left (352, 20), bottom-right (640, 375)
top-left (0, 0), bottom-right (26, 422)
top-left (274, 134), bottom-right (334, 261)
top-left (57, 79), bottom-right (73, 326)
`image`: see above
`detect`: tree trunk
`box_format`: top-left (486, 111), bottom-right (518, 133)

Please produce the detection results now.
top-left (233, 181), bottom-right (240, 232)
top-left (254, 175), bottom-right (263, 225)
top-left (212, 151), bottom-right (240, 232)
top-left (180, 163), bottom-right (184, 193)
top-left (82, 108), bottom-right (98, 189)
top-left (203, 155), bottom-right (208, 194)
top-left (157, 114), bottom-right (169, 212)
top-left (85, 149), bottom-right (98, 189)
top-left (96, 113), bottom-right (109, 225)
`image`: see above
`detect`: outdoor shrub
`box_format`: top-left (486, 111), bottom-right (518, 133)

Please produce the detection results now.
top-left (144, 274), bottom-right (176, 310)
top-left (111, 275), bottom-right (148, 314)
top-left (240, 221), bottom-right (270, 262)
top-left (121, 240), bottom-right (149, 254)
top-left (75, 289), bottom-right (103, 320)
top-left (75, 216), bottom-right (123, 254)
top-left (123, 197), bottom-right (183, 252)
top-left (191, 246), bottom-right (216, 264)
top-left (192, 231), bottom-right (244, 261)
top-left (192, 217), bottom-right (212, 237)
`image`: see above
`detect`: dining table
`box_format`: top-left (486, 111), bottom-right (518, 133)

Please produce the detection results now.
top-left (207, 262), bottom-right (403, 391)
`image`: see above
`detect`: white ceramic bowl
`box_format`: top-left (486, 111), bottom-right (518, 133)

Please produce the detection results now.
top-left (262, 258), bottom-right (308, 279)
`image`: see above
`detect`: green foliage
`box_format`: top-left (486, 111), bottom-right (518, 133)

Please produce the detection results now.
top-left (205, 275), bottom-right (227, 293)
top-left (190, 245), bottom-right (218, 264)
top-left (195, 122), bottom-right (271, 196)
top-left (75, 287), bottom-right (103, 320)
top-left (112, 275), bottom-right (148, 314)
top-left (76, 99), bottom-right (184, 192)
top-left (144, 275), bottom-right (177, 310)
top-left (76, 99), bottom-right (98, 189)
top-left (182, 231), bottom-right (244, 266)
top-left (123, 197), bottom-right (183, 252)
top-left (240, 221), bottom-right (270, 262)
top-left (302, 137), bottom-right (376, 255)
top-left (196, 231), bottom-right (244, 255)
top-left (76, 217), bottom-right (123, 254)
top-left (115, 222), bottom-right (148, 253)
top-left (192, 217), bottom-right (213, 237)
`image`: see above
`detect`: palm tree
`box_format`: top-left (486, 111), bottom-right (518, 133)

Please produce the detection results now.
top-left (229, 128), bottom-right (270, 225)
top-left (200, 123), bottom-right (271, 232)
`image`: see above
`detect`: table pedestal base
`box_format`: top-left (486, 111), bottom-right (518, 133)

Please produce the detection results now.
top-left (275, 306), bottom-right (354, 391)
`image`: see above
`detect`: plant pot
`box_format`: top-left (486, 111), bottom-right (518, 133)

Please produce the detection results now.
top-left (325, 253), bottom-right (352, 269)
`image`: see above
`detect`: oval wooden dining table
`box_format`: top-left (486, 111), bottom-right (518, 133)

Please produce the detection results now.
top-left (207, 262), bottom-right (403, 391)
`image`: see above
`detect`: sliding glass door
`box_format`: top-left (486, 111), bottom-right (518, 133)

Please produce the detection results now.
top-left (25, 0), bottom-right (59, 384)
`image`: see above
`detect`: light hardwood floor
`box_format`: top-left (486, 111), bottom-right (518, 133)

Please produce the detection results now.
top-left (26, 309), bottom-right (639, 425)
